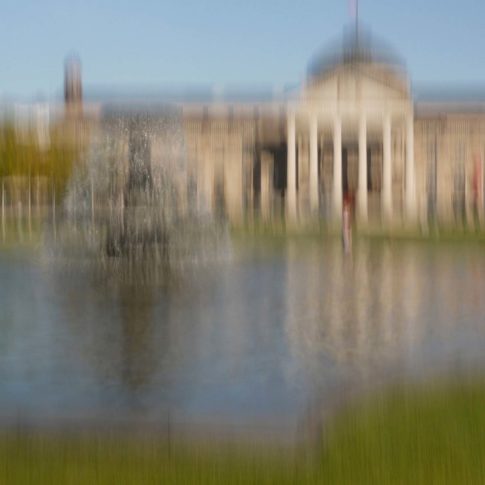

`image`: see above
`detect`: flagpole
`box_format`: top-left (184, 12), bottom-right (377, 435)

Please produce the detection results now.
top-left (350, 0), bottom-right (359, 45)
top-left (355, 0), bottom-right (359, 46)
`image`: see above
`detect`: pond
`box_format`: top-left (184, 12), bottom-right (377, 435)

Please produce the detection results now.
top-left (1, 235), bottom-right (485, 440)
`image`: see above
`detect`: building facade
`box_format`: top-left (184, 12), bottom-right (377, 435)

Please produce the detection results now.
top-left (73, 30), bottom-right (485, 230)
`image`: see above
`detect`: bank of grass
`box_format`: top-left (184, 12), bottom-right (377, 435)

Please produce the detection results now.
top-left (355, 225), bottom-right (485, 244)
top-left (319, 380), bottom-right (485, 484)
top-left (1, 381), bottom-right (485, 484)
top-left (230, 221), bottom-right (485, 246)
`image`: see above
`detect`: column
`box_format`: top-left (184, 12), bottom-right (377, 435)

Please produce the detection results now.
top-left (309, 114), bottom-right (319, 213)
top-left (333, 116), bottom-right (342, 221)
top-left (287, 111), bottom-right (297, 220)
top-left (223, 151), bottom-right (243, 223)
top-left (405, 115), bottom-right (417, 222)
top-left (200, 154), bottom-right (214, 214)
top-left (260, 151), bottom-right (273, 221)
top-left (358, 114), bottom-right (368, 223)
top-left (382, 114), bottom-right (392, 222)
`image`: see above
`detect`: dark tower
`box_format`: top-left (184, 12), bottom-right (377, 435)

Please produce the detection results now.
top-left (64, 55), bottom-right (83, 116)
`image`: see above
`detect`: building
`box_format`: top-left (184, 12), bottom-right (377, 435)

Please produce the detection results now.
top-left (70, 28), bottom-right (485, 230)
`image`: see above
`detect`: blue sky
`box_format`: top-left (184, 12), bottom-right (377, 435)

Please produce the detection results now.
top-left (1, 0), bottom-right (485, 99)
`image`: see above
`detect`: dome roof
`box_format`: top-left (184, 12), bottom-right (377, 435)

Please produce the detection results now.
top-left (307, 26), bottom-right (406, 81)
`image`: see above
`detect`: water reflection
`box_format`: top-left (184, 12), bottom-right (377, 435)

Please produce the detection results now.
top-left (283, 238), bottom-right (485, 409)
top-left (118, 286), bottom-right (157, 393)
top-left (0, 239), bottom-right (485, 433)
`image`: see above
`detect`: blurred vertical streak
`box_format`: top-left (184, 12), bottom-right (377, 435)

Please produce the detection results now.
top-left (91, 174), bottom-right (95, 230)
top-left (52, 182), bottom-right (56, 241)
top-left (28, 175), bottom-right (32, 239)
top-left (17, 200), bottom-right (23, 243)
top-left (1, 179), bottom-right (5, 241)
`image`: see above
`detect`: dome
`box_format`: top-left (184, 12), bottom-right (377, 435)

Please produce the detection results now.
top-left (307, 26), bottom-right (406, 81)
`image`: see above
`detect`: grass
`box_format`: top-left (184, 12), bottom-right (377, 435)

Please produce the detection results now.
top-left (230, 218), bottom-right (485, 246)
top-left (318, 380), bottom-right (485, 484)
top-left (1, 381), bottom-right (485, 484)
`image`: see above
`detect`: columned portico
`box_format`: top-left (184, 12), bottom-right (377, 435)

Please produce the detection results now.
top-left (285, 70), bottom-right (414, 227)
top-left (285, 111), bottom-right (407, 225)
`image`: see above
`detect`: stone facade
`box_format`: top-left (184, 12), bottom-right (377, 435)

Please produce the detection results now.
top-left (70, 33), bottom-right (485, 230)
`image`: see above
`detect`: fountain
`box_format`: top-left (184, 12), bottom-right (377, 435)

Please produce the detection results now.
top-left (54, 106), bottom-right (229, 281)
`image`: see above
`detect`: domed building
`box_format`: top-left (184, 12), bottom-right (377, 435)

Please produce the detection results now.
top-left (287, 27), bottom-right (415, 225)
top-left (73, 27), bottom-right (485, 229)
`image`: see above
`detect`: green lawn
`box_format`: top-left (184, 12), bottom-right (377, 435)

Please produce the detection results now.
top-left (1, 382), bottom-right (485, 484)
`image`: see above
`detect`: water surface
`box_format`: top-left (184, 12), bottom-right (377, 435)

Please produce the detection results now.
top-left (1, 237), bottom-right (485, 437)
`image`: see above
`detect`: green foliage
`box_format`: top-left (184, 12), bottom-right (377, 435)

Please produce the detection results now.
top-left (1, 381), bottom-right (484, 484)
top-left (319, 380), bottom-right (485, 484)
top-left (0, 121), bottom-right (81, 199)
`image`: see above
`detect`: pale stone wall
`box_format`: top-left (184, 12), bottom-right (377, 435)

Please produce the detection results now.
top-left (78, 103), bottom-right (485, 230)
top-left (183, 112), bottom-right (257, 223)
top-left (63, 65), bottom-right (485, 231)
top-left (415, 113), bottom-right (485, 228)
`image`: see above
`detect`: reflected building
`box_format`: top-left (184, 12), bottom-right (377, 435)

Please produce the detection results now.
top-left (281, 237), bottom-right (485, 403)
top-left (62, 27), bottom-right (485, 229)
